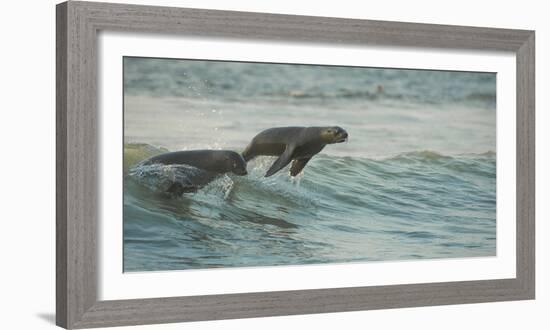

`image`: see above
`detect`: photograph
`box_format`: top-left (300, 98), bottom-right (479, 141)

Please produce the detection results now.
top-left (123, 57), bottom-right (497, 272)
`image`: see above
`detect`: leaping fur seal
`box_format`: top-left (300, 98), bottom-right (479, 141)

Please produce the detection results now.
top-left (242, 126), bottom-right (348, 177)
top-left (141, 150), bottom-right (247, 194)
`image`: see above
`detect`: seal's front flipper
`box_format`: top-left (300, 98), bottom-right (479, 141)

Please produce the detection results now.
top-left (290, 157), bottom-right (311, 176)
top-left (265, 146), bottom-right (294, 177)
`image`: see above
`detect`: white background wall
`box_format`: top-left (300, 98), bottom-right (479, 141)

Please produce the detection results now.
top-left (0, 0), bottom-right (547, 329)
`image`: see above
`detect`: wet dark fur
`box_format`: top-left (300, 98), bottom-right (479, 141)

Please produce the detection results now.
top-left (242, 126), bottom-right (348, 177)
top-left (142, 150), bottom-right (247, 194)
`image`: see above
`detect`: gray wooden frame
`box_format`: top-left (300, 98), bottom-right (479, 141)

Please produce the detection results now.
top-left (56, 1), bottom-right (535, 328)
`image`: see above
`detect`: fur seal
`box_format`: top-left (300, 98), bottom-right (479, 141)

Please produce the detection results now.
top-left (141, 150), bottom-right (247, 194)
top-left (242, 126), bottom-right (348, 177)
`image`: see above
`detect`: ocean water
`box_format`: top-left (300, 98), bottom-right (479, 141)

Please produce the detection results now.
top-left (123, 57), bottom-right (496, 272)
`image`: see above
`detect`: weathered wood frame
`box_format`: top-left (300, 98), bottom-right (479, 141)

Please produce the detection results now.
top-left (56, 1), bottom-right (535, 328)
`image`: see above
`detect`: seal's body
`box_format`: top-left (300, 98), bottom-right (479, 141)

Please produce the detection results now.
top-left (143, 150), bottom-right (248, 175)
top-left (142, 150), bottom-right (247, 194)
top-left (242, 126), bottom-right (348, 177)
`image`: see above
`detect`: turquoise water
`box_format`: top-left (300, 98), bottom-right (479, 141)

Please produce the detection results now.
top-left (123, 57), bottom-right (496, 272)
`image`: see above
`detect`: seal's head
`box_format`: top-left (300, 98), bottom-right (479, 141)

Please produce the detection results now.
top-left (320, 126), bottom-right (348, 144)
top-left (220, 151), bottom-right (248, 176)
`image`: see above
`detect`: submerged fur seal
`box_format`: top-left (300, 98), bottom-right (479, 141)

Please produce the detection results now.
top-left (141, 150), bottom-right (247, 194)
top-left (242, 126), bottom-right (348, 177)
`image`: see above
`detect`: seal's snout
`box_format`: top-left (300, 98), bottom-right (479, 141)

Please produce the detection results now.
top-left (231, 168), bottom-right (248, 176)
top-left (335, 128), bottom-right (349, 143)
top-left (233, 165), bottom-right (248, 176)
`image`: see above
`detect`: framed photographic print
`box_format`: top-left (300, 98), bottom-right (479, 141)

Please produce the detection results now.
top-left (56, 1), bottom-right (535, 328)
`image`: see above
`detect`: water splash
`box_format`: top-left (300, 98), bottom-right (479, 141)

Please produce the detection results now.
top-left (129, 163), bottom-right (211, 194)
